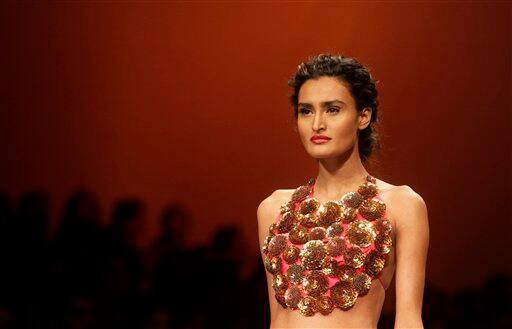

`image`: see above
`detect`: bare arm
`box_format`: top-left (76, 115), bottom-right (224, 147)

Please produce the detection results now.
top-left (256, 191), bottom-right (281, 320)
top-left (257, 192), bottom-right (276, 250)
top-left (394, 186), bottom-right (430, 328)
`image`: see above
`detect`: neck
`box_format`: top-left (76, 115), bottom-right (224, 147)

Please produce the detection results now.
top-left (314, 153), bottom-right (369, 200)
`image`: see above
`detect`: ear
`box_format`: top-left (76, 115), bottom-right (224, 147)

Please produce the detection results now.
top-left (358, 107), bottom-right (372, 130)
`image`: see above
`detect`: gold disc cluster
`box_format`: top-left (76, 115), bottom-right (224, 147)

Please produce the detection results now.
top-left (261, 175), bottom-right (394, 316)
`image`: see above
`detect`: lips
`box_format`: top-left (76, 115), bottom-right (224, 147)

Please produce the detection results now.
top-left (310, 135), bottom-right (331, 141)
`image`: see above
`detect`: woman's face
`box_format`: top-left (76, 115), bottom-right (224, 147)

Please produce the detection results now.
top-left (296, 76), bottom-right (370, 159)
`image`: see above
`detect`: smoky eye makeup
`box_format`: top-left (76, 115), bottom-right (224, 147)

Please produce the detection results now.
top-left (298, 107), bottom-right (339, 115)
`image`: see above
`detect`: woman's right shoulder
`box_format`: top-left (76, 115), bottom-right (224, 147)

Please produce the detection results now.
top-left (257, 189), bottom-right (295, 223)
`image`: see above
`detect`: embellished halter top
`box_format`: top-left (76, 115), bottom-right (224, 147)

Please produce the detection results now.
top-left (261, 175), bottom-right (394, 316)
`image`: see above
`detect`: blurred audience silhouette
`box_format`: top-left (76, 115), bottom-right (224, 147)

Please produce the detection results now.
top-left (0, 189), bottom-right (510, 328)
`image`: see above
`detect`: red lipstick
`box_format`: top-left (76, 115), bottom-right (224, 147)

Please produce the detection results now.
top-left (310, 135), bottom-right (331, 144)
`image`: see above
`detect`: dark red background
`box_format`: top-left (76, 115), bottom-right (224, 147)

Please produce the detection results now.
top-left (1, 1), bottom-right (510, 298)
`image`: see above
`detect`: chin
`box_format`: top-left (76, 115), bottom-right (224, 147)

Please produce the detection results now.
top-left (306, 149), bottom-right (339, 159)
top-left (311, 155), bottom-right (334, 160)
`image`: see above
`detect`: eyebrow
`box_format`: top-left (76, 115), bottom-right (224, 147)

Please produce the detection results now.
top-left (298, 100), bottom-right (347, 107)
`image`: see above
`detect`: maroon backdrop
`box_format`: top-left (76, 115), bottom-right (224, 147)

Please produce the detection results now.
top-left (1, 1), bottom-right (510, 301)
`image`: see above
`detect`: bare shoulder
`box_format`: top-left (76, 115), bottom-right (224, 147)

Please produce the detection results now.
top-left (257, 188), bottom-right (294, 222)
top-left (375, 178), bottom-right (428, 230)
top-left (377, 179), bottom-right (424, 202)
top-left (256, 189), bottom-right (295, 243)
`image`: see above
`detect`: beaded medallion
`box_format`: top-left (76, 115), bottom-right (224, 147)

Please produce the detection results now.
top-left (261, 175), bottom-right (394, 316)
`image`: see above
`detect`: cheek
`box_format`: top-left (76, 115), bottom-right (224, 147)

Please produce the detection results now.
top-left (297, 122), bottom-right (309, 141)
top-left (332, 117), bottom-right (356, 136)
top-left (332, 121), bottom-right (358, 148)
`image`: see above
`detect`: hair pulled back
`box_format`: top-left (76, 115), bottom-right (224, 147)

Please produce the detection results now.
top-left (287, 53), bottom-right (381, 164)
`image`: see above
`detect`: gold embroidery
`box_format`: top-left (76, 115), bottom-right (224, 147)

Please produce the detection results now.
top-left (262, 175), bottom-right (393, 316)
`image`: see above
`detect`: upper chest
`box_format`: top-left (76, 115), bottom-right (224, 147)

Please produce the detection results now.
top-left (260, 176), bottom-right (396, 316)
top-left (270, 181), bottom-right (402, 239)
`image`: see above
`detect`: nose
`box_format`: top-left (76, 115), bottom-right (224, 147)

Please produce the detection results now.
top-left (312, 111), bottom-right (326, 131)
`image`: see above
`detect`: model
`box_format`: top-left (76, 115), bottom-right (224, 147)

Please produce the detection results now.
top-left (257, 54), bottom-right (429, 329)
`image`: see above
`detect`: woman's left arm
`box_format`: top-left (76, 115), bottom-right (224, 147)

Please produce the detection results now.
top-left (393, 186), bottom-right (430, 328)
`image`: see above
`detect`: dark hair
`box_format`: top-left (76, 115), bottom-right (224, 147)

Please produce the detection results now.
top-left (287, 53), bottom-right (381, 164)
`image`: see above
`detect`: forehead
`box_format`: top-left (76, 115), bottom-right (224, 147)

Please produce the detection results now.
top-left (298, 76), bottom-right (354, 106)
